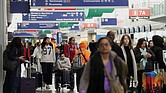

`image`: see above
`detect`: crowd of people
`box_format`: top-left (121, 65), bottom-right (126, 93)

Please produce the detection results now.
top-left (3, 30), bottom-right (166, 93)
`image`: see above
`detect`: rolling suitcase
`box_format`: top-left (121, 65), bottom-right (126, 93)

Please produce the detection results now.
top-left (20, 61), bottom-right (36, 93)
top-left (31, 72), bottom-right (42, 89)
top-left (31, 56), bottom-right (42, 89)
top-left (142, 63), bottom-right (163, 93)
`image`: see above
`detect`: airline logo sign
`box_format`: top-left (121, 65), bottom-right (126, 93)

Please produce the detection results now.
top-left (83, 23), bottom-right (97, 28)
top-left (129, 9), bottom-right (150, 19)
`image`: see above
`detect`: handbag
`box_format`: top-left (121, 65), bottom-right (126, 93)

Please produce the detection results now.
top-left (104, 67), bottom-right (124, 93)
top-left (137, 62), bottom-right (144, 71)
top-left (3, 49), bottom-right (18, 72)
top-left (72, 48), bottom-right (87, 69)
top-left (145, 61), bottom-right (154, 72)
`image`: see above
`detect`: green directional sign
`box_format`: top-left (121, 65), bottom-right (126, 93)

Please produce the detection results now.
top-left (41, 30), bottom-right (51, 34)
top-left (59, 22), bottom-right (79, 28)
top-left (85, 8), bottom-right (115, 19)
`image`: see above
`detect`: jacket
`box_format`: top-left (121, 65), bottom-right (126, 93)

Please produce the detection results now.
top-left (112, 42), bottom-right (125, 61)
top-left (134, 47), bottom-right (155, 71)
top-left (64, 43), bottom-right (77, 62)
top-left (121, 45), bottom-right (137, 82)
top-left (151, 35), bottom-right (166, 69)
top-left (74, 42), bottom-right (90, 64)
top-left (79, 51), bottom-right (128, 93)
top-left (32, 46), bottom-right (42, 58)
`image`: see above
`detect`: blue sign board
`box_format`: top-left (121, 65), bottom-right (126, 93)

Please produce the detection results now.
top-left (13, 32), bottom-right (39, 37)
top-left (57, 32), bottom-right (62, 44)
top-left (17, 23), bottom-right (59, 30)
top-left (22, 11), bottom-right (84, 21)
top-left (31, 0), bottom-right (128, 7)
top-left (101, 18), bottom-right (117, 26)
top-left (69, 26), bottom-right (80, 30)
top-left (10, 0), bottom-right (30, 13)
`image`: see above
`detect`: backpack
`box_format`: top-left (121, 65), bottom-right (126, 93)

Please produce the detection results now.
top-left (3, 49), bottom-right (18, 72)
top-left (72, 53), bottom-right (83, 69)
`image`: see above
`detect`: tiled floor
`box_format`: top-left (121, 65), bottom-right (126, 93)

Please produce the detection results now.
top-left (36, 73), bottom-right (78, 93)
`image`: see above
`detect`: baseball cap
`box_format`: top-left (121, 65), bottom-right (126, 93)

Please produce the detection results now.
top-left (51, 38), bottom-right (55, 41)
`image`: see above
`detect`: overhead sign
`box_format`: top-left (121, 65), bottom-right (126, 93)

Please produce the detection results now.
top-left (129, 9), bottom-right (150, 19)
top-left (101, 18), bottom-right (117, 26)
top-left (69, 26), bottom-right (80, 30)
top-left (31, 0), bottom-right (128, 7)
top-left (10, 0), bottom-right (30, 13)
top-left (83, 23), bottom-right (97, 28)
top-left (13, 31), bottom-right (39, 37)
top-left (17, 23), bottom-right (59, 30)
top-left (22, 11), bottom-right (84, 21)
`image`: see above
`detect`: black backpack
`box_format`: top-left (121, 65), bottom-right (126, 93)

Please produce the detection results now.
top-left (3, 48), bottom-right (18, 72)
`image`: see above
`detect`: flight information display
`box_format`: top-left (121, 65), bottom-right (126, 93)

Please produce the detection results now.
top-left (22, 11), bottom-right (84, 21)
top-left (31, 0), bottom-right (128, 7)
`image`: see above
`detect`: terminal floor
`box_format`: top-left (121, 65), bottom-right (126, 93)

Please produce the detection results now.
top-left (36, 74), bottom-right (78, 93)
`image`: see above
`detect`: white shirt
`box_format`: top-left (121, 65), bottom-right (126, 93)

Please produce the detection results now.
top-left (40, 45), bottom-right (55, 63)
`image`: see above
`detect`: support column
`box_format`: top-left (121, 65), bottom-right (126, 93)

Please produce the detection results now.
top-left (0, 0), bottom-right (6, 92)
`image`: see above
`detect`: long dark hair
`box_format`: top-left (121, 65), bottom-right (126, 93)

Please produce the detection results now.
top-left (10, 37), bottom-right (22, 49)
top-left (120, 34), bottom-right (133, 49)
top-left (41, 37), bottom-right (53, 49)
top-left (148, 40), bottom-right (153, 47)
top-left (136, 38), bottom-right (147, 49)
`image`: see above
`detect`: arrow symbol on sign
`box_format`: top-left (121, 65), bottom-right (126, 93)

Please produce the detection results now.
top-left (80, 12), bottom-right (83, 16)
top-left (23, 13), bottom-right (28, 16)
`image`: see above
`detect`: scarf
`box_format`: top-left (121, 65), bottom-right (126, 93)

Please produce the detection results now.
top-left (139, 48), bottom-right (148, 68)
top-left (121, 45), bottom-right (137, 82)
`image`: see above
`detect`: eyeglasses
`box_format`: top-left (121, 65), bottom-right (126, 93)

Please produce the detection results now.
top-left (99, 43), bottom-right (110, 47)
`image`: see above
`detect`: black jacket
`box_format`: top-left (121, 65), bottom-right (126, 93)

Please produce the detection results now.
top-left (112, 42), bottom-right (125, 61)
top-left (134, 48), bottom-right (155, 71)
top-left (152, 35), bottom-right (166, 69)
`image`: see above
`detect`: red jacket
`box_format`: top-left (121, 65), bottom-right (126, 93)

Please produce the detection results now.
top-left (64, 43), bottom-right (77, 62)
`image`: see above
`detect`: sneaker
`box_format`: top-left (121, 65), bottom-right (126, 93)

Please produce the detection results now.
top-left (46, 85), bottom-right (50, 89)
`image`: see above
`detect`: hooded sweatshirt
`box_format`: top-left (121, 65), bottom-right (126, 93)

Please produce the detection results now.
top-left (151, 35), bottom-right (166, 69)
top-left (74, 41), bottom-right (90, 65)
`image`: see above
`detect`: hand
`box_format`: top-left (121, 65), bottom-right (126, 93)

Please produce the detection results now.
top-left (143, 54), bottom-right (149, 58)
top-left (19, 56), bottom-right (25, 61)
top-left (147, 53), bottom-right (152, 58)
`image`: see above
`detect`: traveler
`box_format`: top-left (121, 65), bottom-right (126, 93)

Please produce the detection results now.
top-left (51, 38), bottom-right (57, 49)
top-left (151, 35), bottom-right (166, 70)
top-left (79, 37), bottom-right (128, 93)
top-left (3, 37), bottom-right (26, 93)
top-left (120, 35), bottom-right (138, 88)
top-left (74, 41), bottom-right (90, 92)
top-left (64, 37), bottom-right (77, 62)
top-left (134, 38), bottom-right (155, 93)
top-left (32, 42), bottom-right (42, 72)
top-left (40, 37), bottom-right (55, 89)
top-left (106, 30), bottom-right (125, 60)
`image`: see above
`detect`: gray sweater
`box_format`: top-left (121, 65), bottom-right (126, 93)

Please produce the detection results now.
top-left (57, 57), bottom-right (71, 70)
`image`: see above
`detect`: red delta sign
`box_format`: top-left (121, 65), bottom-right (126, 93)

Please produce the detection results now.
top-left (83, 23), bottom-right (97, 28)
top-left (129, 9), bottom-right (150, 19)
